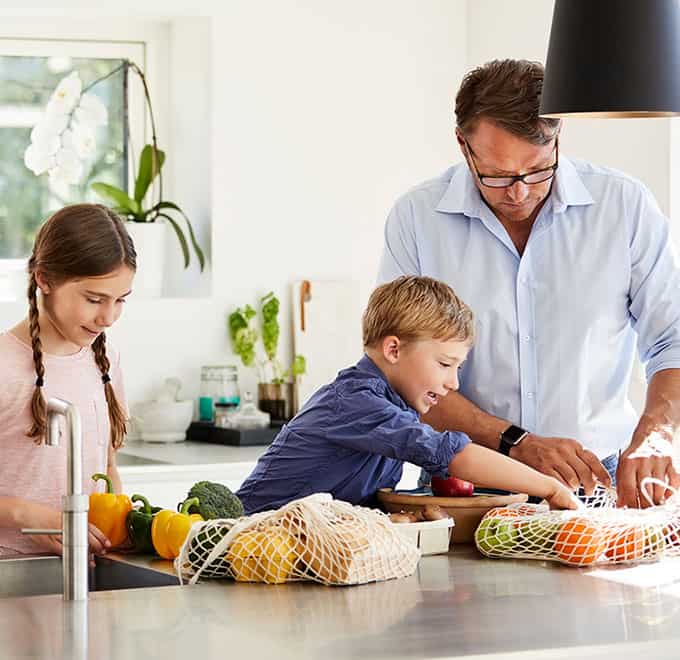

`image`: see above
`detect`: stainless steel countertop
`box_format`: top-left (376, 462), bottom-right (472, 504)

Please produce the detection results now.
top-left (118, 439), bottom-right (266, 467)
top-left (2, 546), bottom-right (680, 659)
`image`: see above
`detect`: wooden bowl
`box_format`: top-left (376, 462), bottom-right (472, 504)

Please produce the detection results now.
top-left (377, 488), bottom-right (528, 544)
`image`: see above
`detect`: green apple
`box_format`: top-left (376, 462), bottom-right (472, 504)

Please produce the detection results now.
top-left (518, 519), bottom-right (560, 555)
top-left (475, 517), bottom-right (520, 555)
top-left (642, 527), bottom-right (665, 558)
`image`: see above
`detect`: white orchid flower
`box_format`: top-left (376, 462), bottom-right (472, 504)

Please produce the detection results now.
top-left (45, 71), bottom-right (82, 116)
top-left (48, 147), bottom-right (83, 185)
top-left (25, 70), bottom-right (109, 185)
top-left (74, 92), bottom-right (107, 128)
top-left (24, 142), bottom-right (57, 176)
top-left (30, 113), bottom-right (69, 149)
top-left (69, 123), bottom-right (97, 159)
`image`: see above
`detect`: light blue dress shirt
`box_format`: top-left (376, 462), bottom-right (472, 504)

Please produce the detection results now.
top-left (378, 156), bottom-right (680, 459)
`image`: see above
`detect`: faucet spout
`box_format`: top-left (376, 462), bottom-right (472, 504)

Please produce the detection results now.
top-left (47, 398), bottom-right (89, 601)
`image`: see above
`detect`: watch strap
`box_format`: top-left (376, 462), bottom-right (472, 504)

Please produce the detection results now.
top-left (498, 425), bottom-right (529, 456)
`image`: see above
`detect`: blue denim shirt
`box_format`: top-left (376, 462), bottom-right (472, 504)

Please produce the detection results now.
top-left (236, 355), bottom-right (470, 514)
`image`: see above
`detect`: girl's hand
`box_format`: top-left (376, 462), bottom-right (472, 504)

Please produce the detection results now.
top-left (87, 523), bottom-right (111, 556)
top-left (543, 478), bottom-right (581, 510)
top-left (21, 501), bottom-right (111, 559)
top-left (30, 524), bottom-right (111, 568)
top-left (29, 530), bottom-right (64, 555)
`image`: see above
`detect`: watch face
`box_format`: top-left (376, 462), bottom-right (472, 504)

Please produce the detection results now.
top-left (503, 426), bottom-right (527, 445)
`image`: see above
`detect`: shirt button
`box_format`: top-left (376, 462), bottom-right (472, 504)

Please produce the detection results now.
top-left (524, 335), bottom-right (531, 342)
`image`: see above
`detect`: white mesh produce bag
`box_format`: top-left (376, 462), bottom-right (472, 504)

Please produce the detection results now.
top-left (176, 493), bottom-right (421, 585)
top-left (475, 480), bottom-right (680, 567)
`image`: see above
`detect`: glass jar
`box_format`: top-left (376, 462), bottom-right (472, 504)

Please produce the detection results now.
top-left (214, 402), bottom-right (238, 428)
top-left (199, 365), bottom-right (240, 422)
top-left (226, 391), bottom-right (270, 430)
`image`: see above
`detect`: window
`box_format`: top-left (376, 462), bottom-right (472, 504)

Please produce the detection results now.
top-left (0, 38), bottom-right (144, 261)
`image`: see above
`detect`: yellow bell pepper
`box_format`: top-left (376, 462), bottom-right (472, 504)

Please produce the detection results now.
top-left (89, 473), bottom-right (133, 548)
top-left (151, 497), bottom-right (203, 560)
top-left (226, 529), bottom-right (297, 583)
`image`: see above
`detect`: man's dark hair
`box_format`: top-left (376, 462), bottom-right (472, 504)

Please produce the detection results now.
top-left (455, 59), bottom-right (560, 145)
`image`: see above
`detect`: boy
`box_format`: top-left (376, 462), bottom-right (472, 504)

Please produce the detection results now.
top-left (237, 276), bottom-right (577, 514)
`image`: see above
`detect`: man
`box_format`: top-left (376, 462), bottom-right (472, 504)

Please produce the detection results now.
top-left (378, 59), bottom-right (680, 508)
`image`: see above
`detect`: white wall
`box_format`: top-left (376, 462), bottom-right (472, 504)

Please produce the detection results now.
top-left (0, 1), bottom-right (469, 407)
top-left (202, 0), bottom-right (468, 401)
top-left (4, 0), bottom-right (667, 414)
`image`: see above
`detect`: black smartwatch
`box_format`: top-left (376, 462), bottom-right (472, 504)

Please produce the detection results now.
top-left (498, 425), bottom-right (529, 456)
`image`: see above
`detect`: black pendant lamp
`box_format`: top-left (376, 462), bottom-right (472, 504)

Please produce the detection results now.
top-left (539, 0), bottom-right (680, 118)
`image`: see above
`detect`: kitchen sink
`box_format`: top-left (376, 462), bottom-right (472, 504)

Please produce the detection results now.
top-left (0, 555), bottom-right (179, 599)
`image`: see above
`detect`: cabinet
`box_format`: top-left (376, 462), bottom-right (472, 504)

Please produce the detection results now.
top-left (119, 462), bottom-right (256, 509)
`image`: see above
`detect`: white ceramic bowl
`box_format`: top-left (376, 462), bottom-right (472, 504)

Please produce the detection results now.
top-left (133, 400), bottom-right (194, 443)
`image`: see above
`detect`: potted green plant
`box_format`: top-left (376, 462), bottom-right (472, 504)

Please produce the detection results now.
top-left (92, 143), bottom-right (205, 272)
top-left (229, 292), bottom-right (306, 421)
top-left (23, 60), bottom-right (205, 297)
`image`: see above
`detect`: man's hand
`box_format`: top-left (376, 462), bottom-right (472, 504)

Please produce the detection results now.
top-left (509, 434), bottom-right (611, 495)
top-left (616, 426), bottom-right (680, 508)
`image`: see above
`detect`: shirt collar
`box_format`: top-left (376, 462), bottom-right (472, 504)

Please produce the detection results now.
top-left (356, 354), bottom-right (411, 412)
top-left (550, 155), bottom-right (595, 213)
top-left (435, 155), bottom-right (594, 218)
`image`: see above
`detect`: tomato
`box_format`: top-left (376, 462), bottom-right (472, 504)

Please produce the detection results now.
top-left (431, 475), bottom-right (474, 497)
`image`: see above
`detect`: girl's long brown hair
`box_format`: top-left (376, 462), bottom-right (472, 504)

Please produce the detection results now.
top-left (27, 204), bottom-right (136, 449)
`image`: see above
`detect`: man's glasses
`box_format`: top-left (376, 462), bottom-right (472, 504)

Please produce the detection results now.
top-left (464, 137), bottom-right (559, 189)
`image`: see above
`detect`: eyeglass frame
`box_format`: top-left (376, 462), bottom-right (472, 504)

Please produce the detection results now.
top-left (463, 136), bottom-right (559, 189)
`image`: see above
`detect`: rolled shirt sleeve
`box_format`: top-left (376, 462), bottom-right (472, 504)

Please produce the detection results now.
top-left (627, 184), bottom-right (680, 380)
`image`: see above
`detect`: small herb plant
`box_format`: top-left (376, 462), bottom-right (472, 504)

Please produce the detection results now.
top-left (229, 292), bottom-right (306, 383)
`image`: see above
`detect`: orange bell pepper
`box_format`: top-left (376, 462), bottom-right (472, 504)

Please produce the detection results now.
top-left (89, 473), bottom-right (133, 547)
top-left (151, 497), bottom-right (203, 560)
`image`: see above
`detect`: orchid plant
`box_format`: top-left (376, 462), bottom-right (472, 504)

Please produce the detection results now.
top-left (23, 62), bottom-right (205, 271)
top-left (24, 71), bottom-right (107, 185)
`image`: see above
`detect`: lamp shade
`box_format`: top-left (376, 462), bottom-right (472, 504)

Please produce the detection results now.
top-left (539, 0), bottom-right (680, 118)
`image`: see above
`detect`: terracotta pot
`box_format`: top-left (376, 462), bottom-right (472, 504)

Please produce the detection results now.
top-left (257, 382), bottom-right (294, 422)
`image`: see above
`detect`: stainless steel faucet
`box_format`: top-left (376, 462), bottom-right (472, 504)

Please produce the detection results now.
top-left (22, 398), bottom-right (89, 601)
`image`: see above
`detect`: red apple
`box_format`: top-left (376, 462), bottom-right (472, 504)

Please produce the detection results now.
top-left (431, 475), bottom-right (474, 497)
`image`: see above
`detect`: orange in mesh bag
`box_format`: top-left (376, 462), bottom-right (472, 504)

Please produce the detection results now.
top-left (176, 493), bottom-right (421, 586)
top-left (475, 480), bottom-right (680, 567)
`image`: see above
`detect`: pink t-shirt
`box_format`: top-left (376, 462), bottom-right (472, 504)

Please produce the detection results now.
top-left (0, 331), bottom-right (127, 554)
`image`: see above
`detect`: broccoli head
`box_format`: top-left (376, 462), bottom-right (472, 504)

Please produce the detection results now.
top-left (186, 481), bottom-right (244, 519)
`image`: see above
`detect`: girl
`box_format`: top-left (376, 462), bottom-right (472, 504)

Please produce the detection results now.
top-left (0, 203), bottom-right (136, 556)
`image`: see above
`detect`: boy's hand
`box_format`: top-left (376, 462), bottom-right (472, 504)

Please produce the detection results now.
top-left (542, 477), bottom-right (581, 511)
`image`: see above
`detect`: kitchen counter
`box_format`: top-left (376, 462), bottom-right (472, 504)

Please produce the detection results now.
top-left (2, 546), bottom-right (680, 659)
top-left (118, 439), bottom-right (267, 467)
top-left (116, 441), bottom-right (421, 500)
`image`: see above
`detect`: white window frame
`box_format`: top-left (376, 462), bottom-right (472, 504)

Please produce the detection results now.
top-left (0, 20), bottom-right (170, 300)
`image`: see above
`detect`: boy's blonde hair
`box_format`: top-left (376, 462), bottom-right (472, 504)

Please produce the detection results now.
top-left (362, 276), bottom-right (474, 347)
